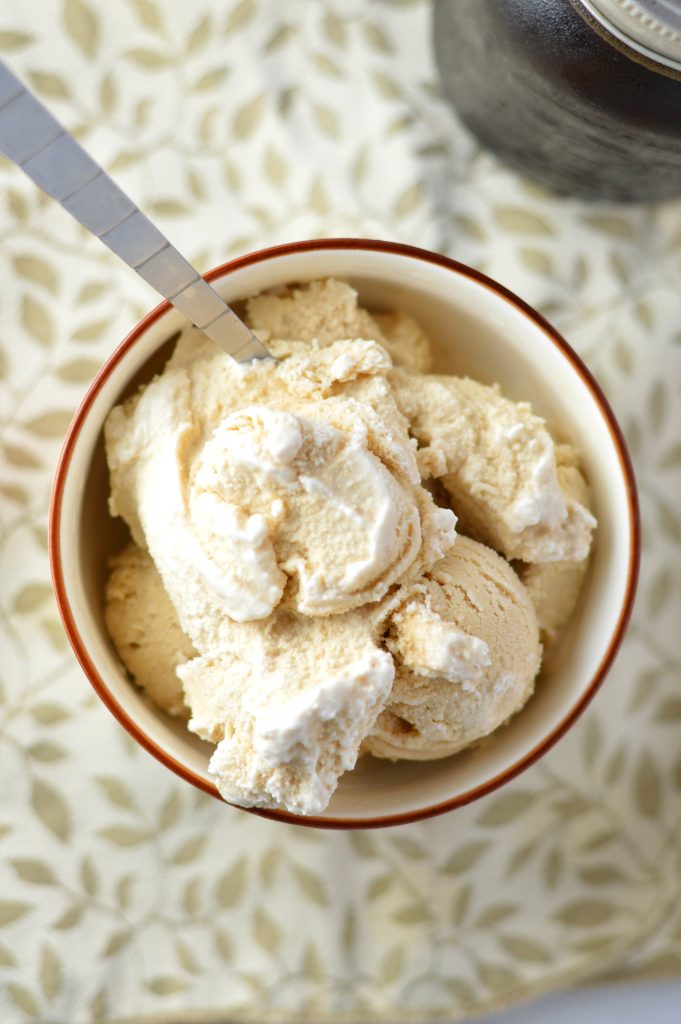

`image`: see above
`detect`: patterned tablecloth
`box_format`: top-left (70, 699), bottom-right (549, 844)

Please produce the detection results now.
top-left (1, 1), bottom-right (681, 1021)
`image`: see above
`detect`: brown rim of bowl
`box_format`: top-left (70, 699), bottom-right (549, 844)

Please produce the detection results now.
top-left (49, 238), bottom-right (640, 830)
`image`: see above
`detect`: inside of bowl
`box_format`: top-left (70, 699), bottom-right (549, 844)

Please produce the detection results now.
top-left (70, 248), bottom-right (634, 824)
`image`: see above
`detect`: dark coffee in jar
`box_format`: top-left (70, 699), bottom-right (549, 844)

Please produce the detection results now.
top-left (434, 0), bottom-right (681, 202)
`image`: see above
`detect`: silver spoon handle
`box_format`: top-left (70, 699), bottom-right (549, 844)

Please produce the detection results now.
top-left (0, 60), bottom-right (269, 362)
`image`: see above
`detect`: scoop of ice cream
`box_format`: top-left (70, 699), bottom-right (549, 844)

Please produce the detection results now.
top-left (105, 540), bottom-right (394, 814)
top-left (192, 401), bottom-right (425, 616)
top-left (246, 278), bottom-right (383, 348)
top-left (391, 369), bottom-right (596, 563)
top-left (246, 277), bottom-right (431, 371)
top-left (105, 542), bottom-right (194, 717)
top-left (180, 607), bottom-right (393, 815)
top-left (366, 536), bottom-right (542, 761)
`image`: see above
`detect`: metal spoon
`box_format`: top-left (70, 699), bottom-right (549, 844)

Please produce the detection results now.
top-left (0, 60), bottom-right (270, 363)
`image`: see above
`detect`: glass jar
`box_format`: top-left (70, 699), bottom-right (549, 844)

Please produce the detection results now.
top-left (433, 0), bottom-right (681, 201)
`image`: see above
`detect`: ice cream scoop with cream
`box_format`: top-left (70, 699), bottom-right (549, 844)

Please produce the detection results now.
top-left (392, 370), bottom-right (596, 562)
top-left (104, 278), bottom-right (595, 815)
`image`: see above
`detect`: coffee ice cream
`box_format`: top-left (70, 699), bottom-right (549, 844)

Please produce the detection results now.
top-left (392, 370), bottom-right (596, 562)
top-left (366, 536), bottom-right (542, 761)
top-left (104, 278), bottom-right (595, 814)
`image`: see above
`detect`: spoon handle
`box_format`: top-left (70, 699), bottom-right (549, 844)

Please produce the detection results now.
top-left (0, 60), bottom-right (269, 362)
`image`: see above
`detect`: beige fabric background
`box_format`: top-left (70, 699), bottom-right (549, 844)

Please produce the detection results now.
top-left (1, 1), bottom-right (681, 1021)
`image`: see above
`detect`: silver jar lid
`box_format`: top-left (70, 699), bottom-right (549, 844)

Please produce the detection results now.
top-left (579, 0), bottom-right (681, 70)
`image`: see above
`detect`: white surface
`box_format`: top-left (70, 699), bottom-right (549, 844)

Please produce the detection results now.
top-left (477, 980), bottom-right (681, 1023)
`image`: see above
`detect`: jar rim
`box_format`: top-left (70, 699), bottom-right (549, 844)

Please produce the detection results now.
top-left (578, 0), bottom-right (681, 71)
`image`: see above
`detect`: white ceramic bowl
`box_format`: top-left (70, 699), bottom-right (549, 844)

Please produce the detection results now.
top-left (50, 240), bottom-right (639, 828)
